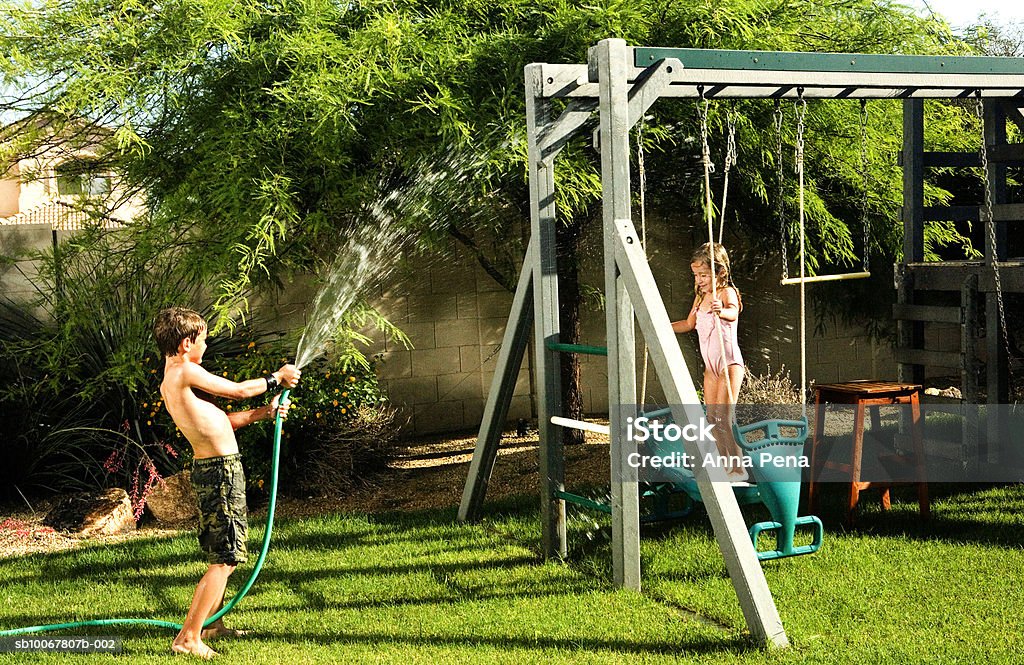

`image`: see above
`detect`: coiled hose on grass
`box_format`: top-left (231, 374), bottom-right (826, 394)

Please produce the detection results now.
top-left (0, 389), bottom-right (291, 637)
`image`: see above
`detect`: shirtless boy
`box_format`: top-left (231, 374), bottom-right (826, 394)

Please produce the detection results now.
top-left (154, 307), bottom-right (300, 659)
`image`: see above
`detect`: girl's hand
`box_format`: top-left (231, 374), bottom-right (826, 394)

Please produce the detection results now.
top-left (711, 298), bottom-right (723, 315)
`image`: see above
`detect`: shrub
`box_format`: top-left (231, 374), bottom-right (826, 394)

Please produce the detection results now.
top-left (155, 340), bottom-right (397, 496)
top-left (735, 365), bottom-right (804, 425)
top-left (1, 230), bottom-right (402, 507)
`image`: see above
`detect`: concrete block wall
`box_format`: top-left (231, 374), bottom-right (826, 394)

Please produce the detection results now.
top-left (0, 223), bottom-right (50, 306)
top-left (2, 220), bottom-right (908, 438)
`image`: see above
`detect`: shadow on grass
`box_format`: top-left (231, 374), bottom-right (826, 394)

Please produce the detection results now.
top-left (244, 628), bottom-right (748, 659)
top-left (806, 483), bottom-right (1024, 548)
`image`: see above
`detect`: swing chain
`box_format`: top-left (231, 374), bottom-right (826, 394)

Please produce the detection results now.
top-left (719, 105), bottom-right (738, 244)
top-left (973, 92), bottom-right (1014, 372)
top-left (697, 88), bottom-right (715, 175)
top-left (795, 96), bottom-right (807, 173)
top-left (774, 100), bottom-right (788, 280)
top-left (637, 116), bottom-right (648, 250)
top-left (859, 99), bottom-right (871, 274)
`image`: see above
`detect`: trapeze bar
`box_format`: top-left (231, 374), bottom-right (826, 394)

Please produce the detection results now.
top-left (780, 271), bottom-right (871, 285)
top-left (550, 416), bottom-right (610, 436)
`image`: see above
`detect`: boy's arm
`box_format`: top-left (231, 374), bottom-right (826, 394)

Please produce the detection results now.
top-left (183, 363), bottom-right (276, 401)
top-left (226, 405), bottom-right (275, 430)
top-left (183, 363), bottom-right (299, 401)
top-left (226, 395), bottom-right (289, 430)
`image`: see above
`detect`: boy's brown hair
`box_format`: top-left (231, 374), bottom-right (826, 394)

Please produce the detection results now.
top-left (154, 307), bottom-right (206, 357)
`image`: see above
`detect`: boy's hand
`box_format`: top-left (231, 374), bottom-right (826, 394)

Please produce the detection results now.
top-left (271, 394), bottom-right (290, 421)
top-left (275, 364), bottom-right (301, 388)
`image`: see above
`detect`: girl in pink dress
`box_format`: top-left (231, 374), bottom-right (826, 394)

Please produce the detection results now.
top-left (671, 242), bottom-right (747, 480)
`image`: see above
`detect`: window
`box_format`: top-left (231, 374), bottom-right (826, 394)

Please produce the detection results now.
top-left (55, 160), bottom-right (111, 197)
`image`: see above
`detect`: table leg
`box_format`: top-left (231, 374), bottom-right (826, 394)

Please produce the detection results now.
top-left (870, 405), bottom-right (890, 510)
top-left (910, 392), bottom-right (930, 520)
top-left (848, 400), bottom-right (867, 526)
top-left (808, 391), bottom-right (827, 514)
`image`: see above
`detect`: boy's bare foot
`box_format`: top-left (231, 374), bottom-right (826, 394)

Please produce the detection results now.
top-left (171, 636), bottom-right (218, 660)
top-left (201, 621), bottom-right (249, 640)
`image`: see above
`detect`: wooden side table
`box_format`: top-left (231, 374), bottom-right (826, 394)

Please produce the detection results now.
top-left (807, 380), bottom-right (929, 525)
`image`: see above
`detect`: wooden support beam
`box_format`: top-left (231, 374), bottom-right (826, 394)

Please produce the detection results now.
top-left (458, 249), bottom-right (535, 522)
top-left (921, 151), bottom-right (981, 168)
top-left (900, 99), bottom-right (925, 386)
top-left (524, 64), bottom-right (567, 561)
top-left (595, 38), bottom-right (641, 592)
top-left (988, 143), bottom-right (1024, 164)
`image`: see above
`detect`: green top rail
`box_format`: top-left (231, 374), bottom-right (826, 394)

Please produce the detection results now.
top-left (633, 47), bottom-right (1024, 76)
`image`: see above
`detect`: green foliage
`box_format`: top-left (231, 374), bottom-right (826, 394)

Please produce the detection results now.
top-left (0, 0), bottom-right (993, 334)
top-left (0, 228), bottom-right (393, 501)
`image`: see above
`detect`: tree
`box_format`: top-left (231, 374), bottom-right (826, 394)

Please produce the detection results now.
top-left (0, 0), bottom-right (986, 434)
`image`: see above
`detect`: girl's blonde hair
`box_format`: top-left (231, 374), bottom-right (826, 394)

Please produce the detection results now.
top-left (691, 242), bottom-right (742, 310)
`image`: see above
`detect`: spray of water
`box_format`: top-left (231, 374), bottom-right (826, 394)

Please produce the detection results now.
top-left (293, 146), bottom-right (497, 369)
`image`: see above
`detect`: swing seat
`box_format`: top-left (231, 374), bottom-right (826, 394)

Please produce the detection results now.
top-left (638, 408), bottom-right (823, 560)
top-left (733, 418), bottom-right (824, 561)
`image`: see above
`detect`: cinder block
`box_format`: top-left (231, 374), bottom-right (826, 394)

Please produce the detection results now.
top-left (411, 347), bottom-right (461, 376)
top-left (377, 350), bottom-right (412, 379)
top-left (413, 401), bottom-right (465, 434)
top-left (434, 319), bottom-right (480, 348)
top-left (479, 318), bottom-right (509, 346)
top-left (408, 293), bottom-right (457, 322)
top-left (437, 372), bottom-right (484, 402)
top-left (477, 291), bottom-right (513, 319)
top-left (456, 292), bottom-right (479, 319)
top-left (386, 375), bottom-right (437, 406)
top-left (393, 321), bottom-right (434, 350)
top-left (460, 346), bottom-right (479, 373)
top-left (476, 271), bottom-right (507, 292)
top-left (462, 399), bottom-right (485, 429)
top-left (431, 265), bottom-right (476, 294)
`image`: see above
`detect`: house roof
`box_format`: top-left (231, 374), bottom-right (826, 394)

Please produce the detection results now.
top-left (0, 200), bottom-right (124, 231)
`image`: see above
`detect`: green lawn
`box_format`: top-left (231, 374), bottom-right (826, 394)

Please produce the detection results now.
top-left (2, 485), bottom-right (1023, 663)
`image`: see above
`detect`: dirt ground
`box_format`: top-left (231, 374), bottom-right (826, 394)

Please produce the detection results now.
top-left (0, 428), bottom-right (612, 559)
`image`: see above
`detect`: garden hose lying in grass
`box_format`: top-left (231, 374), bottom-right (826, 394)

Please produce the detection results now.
top-left (0, 389), bottom-right (291, 637)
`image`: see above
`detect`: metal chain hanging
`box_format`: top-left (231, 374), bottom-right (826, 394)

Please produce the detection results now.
top-left (774, 100), bottom-right (788, 281)
top-left (794, 91), bottom-right (808, 410)
top-left (697, 87), bottom-right (716, 239)
top-left (719, 105), bottom-right (738, 244)
top-left (637, 117), bottom-right (650, 406)
top-left (859, 99), bottom-right (871, 274)
top-left (974, 92), bottom-right (1015, 375)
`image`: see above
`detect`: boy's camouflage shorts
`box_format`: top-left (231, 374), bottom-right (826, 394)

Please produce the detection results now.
top-left (191, 454), bottom-right (248, 565)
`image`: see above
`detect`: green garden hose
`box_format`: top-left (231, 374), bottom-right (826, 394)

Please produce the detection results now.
top-left (0, 388), bottom-right (291, 637)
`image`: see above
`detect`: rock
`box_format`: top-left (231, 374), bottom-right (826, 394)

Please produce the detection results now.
top-left (145, 471), bottom-right (198, 524)
top-left (43, 488), bottom-right (136, 536)
top-left (924, 387), bottom-right (941, 396)
top-left (940, 386), bottom-right (963, 399)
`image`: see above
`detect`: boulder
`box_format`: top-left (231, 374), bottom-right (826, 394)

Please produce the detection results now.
top-left (145, 471), bottom-right (198, 524)
top-left (43, 488), bottom-right (136, 536)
